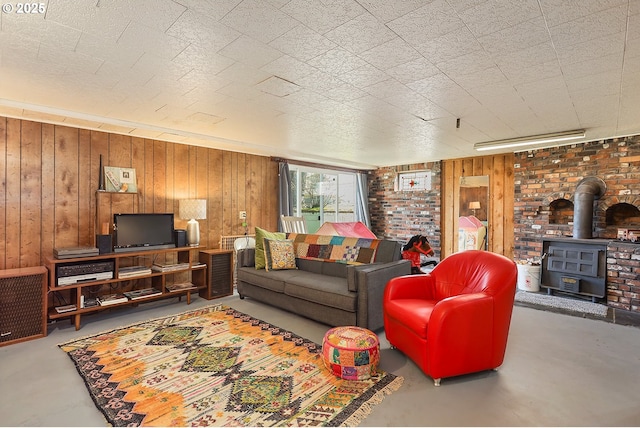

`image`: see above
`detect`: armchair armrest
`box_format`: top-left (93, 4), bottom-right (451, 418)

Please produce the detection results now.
top-left (428, 293), bottom-right (495, 376)
top-left (350, 259), bottom-right (411, 331)
top-left (384, 274), bottom-right (436, 301)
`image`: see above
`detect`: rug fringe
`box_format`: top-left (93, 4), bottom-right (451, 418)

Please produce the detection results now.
top-left (56, 303), bottom-right (226, 347)
top-left (341, 375), bottom-right (404, 427)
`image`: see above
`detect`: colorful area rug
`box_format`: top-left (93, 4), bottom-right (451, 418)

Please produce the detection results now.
top-left (59, 305), bottom-right (402, 426)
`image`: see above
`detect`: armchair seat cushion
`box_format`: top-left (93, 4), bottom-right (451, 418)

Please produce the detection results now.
top-left (384, 299), bottom-right (435, 339)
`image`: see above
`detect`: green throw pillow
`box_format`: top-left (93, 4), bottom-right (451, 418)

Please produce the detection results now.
top-left (255, 226), bottom-right (286, 269)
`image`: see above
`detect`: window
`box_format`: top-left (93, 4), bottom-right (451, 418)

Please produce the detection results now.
top-left (288, 165), bottom-right (357, 233)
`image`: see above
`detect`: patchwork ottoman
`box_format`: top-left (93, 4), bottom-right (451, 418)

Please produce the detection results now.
top-left (322, 326), bottom-right (380, 380)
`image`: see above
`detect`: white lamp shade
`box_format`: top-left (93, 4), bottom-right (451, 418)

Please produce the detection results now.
top-left (469, 201), bottom-right (481, 210)
top-left (179, 199), bottom-right (207, 220)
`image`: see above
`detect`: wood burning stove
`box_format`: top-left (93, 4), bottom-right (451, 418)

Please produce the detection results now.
top-left (541, 237), bottom-right (607, 302)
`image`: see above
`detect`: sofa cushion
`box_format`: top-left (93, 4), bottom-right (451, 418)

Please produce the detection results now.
top-left (237, 267), bottom-right (301, 293)
top-left (321, 261), bottom-right (348, 278)
top-left (284, 273), bottom-right (356, 312)
top-left (255, 227), bottom-right (286, 269)
top-left (295, 258), bottom-right (324, 274)
top-left (264, 238), bottom-right (297, 271)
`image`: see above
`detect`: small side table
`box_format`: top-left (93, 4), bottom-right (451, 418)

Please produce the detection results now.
top-left (199, 249), bottom-right (233, 300)
top-left (322, 326), bottom-right (380, 380)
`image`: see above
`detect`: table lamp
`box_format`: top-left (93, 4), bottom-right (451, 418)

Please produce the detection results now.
top-left (179, 199), bottom-right (207, 247)
top-left (469, 201), bottom-right (481, 216)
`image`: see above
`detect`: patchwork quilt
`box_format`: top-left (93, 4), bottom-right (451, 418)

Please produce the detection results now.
top-left (287, 233), bottom-right (380, 264)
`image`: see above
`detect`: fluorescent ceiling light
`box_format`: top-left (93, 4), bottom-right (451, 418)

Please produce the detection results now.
top-left (474, 130), bottom-right (586, 152)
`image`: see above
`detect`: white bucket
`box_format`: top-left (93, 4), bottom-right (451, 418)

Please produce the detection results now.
top-left (517, 264), bottom-right (541, 292)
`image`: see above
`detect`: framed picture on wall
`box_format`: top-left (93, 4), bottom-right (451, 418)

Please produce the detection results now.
top-left (104, 166), bottom-right (138, 193)
top-left (395, 170), bottom-right (432, 192)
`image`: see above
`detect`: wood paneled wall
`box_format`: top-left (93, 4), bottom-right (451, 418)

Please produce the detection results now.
top-left (441, 154), bottom-right (515, 259)
top-left (0, 116), bottom-right (279, 269)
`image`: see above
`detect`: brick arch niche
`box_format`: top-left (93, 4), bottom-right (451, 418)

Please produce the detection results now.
top-left (549, 198), bottom-right (573, 225)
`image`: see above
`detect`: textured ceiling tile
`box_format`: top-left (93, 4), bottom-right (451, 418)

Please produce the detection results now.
top-left (121, 0), bottom-right (186, 32)
top-left (492, 42), bottom-right (558, 73)
top-left (324, 12), bottom-right (397, 54)
top-left (217, 62), bottom-right (272, 86)
top-left (455, 66), bottom-right (509, 90)
top-left (459, 0), bottom-right (540, 37)
top-left (76, 32), bottom-right (143, 68)
top-left (388, 0), bottom-right (463, 42)
top-left (166, 10), bottom-right (240, 50)
top-left (548, 4), bottom-right (627, 49)
top-left (567, 71), bottom-right (621, 97)
top-left (499, 59), bottom-right (562, 86)
top-left (355, 0), bottom-right (432, 22)
top-left (119, 22), bottom-right (190, 60)
top-left (540, 0), bottom-right (627, 27)
top-left (386, 57), bottom-right (440, 84)
top-left (254, 76), bottom-right (300, 97)
top-left (281, 0), bottom-right (365, 34)
top-left (2, 14), bottom-right (80, 50)
top-left (308, 48), bottom-right (369, 76)
top-left (173, 45), bottom-right (236, 75)
top-left (269, 25), bottom-right (336, 62)
top-left (220, 0), bottom-right (299, 42)
top-left (358, 38), bottom-right (422, 70)
top-left (412, 28), bottom-right (483, 64)
top-left (338, 64), bottom-right (389, 89)
top-left (573, 94), bottom-right (620, 126)
top-left (561, 52), bottom-right (623, 81)
top-left (218, 35), bottom-right (283, 68)
top-left (323, 82), bottom-right (367, 103)
top-left (46, 0), bottom-right (130, 40)
top-left (478, 17), bottom-right (550, 55)
top-left (260, 55), bottom-right (317, 84)
top-left (435, 50), bottom-right (496, 77)
top-left (363, 78), bottom-right (412, 100)
top-left (556, 31), bottom-right (625, 66)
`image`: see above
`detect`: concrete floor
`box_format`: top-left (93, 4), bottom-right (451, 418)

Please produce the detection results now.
top-left (1, 293), bottom-right (640, 427)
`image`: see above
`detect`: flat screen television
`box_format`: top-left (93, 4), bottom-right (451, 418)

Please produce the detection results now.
top-left (113, 213), bottom-right (175, 253)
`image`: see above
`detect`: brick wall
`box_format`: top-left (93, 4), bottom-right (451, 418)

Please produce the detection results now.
top-left (513, 135), bottom-right (640, 261)
top-left (606, 241), bottom-right (640, 312)
top-left (368, 162), bottom-right (441, 253)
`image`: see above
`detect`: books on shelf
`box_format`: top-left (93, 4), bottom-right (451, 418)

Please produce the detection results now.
top-left (166, 282), bottom-right (197, 292)
top-left (55, 304), bottom-right (77, 313)
top-left (151, 262), bottom-right (190, 272)
top-left (123, 287), bottom-right (162, 300)
top-left (98, 293), bottom-right (129, 306)
top-left (81, 296), bottom-right (99, 308)
top-left (118, 265), bottom-right (152, 278)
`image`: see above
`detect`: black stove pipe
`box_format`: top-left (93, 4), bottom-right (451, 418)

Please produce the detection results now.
top-left (573, 177), bottom-right (606, 239)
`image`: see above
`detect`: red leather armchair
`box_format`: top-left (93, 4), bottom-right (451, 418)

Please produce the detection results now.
top-left (383, 250), bottom-right (517, 386)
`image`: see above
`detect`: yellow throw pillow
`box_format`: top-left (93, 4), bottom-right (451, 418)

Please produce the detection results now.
top-left (264, 239), bottom-right (297, 271)
top-left (255, 226), bottom-right (286, 269)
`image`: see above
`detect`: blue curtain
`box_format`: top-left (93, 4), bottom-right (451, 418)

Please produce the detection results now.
top-left (355, 172), bottom-right (371, 228)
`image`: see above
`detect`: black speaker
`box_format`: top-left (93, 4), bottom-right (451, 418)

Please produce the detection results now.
top-left (0, 266), bottom-right (47, 347)
top-left (96, 234), bottom-right (112, 254)
top-left (174, 229), bottom-right (187, 248)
